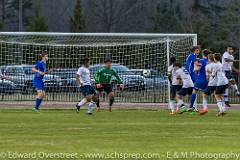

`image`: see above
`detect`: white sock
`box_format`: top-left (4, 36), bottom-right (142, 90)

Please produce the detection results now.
top-left (78, 98), bottom-right (87, 107)
top-left (232, 84), bottom-right (239, 92)
top-left (177, 99), bottom-right (183, 108)
top-left (221, 100), bottom-right (226, 112)
top-left (217, 100), bottom-right (223, 113)
top-left (88, 101), bottom-right (96, 113)
top-left (194, 95), bottom-right (197, 109)
top-left (202, 98), bottom-right (208, 110)
top-left (230, 84), bottom-right (238, 92)
top-left (169, 100), bottom-right (175, 112)
top-left (224, 89), bottom-right (229, 102)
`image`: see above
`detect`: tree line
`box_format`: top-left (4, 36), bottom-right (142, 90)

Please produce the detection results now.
top-left (0, 0), bottom-right (239, 52)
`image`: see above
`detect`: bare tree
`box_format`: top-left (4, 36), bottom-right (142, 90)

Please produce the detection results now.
top-left (85, 0), bottom-right (142, 32)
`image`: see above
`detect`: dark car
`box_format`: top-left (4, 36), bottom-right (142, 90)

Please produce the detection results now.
top-left (1, 65), bottom-right (62, 94)
top-left (49, 68), bottom-right (80, 92)
top-left (89, 64), bottom-right (146, 91)
top-left (0, 79), bottom-right (16, 94)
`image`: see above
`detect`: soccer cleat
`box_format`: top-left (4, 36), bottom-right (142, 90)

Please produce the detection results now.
top-left (216, 112), bottom-right (221, 117)
top-left (221, 112), bottom-right (227, 116)
top-left (199, 109), bottom-right (208, 115)
top-left (96, 107), bottom-right (100, 112)
top-left (216, 112), bottom-right (227, 117)
top-left (169, 112), bottom-right (176, 115)
top-left (225, 101), bottom-right (231, 107)
top-left (75, 104), bottom-right (80, 113)
top-left (179, 105), bottom-right (187, 114)
top-left (32, 108), bottom-right (39, 113)
top-left (109, 107), bottom-right (112, 112)
top-left (190, 111), bottom-right (197, 115)
top-left (86, 112), bottom-right (93, 115)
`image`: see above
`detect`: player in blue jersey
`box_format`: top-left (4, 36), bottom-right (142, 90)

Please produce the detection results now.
top-left (185, 46), bottom-right (201, 83)
top-left (189, 49), bottom-right (211, 114)
top-left (32, 53), bottom-right (48, 112)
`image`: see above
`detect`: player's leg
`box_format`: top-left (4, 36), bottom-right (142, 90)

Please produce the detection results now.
top-left (224, 87), bottom-right (230, 107)
top-left (76, 86), bottom-right (89, 112)
top-left (33, 90), bottom-right (45, 112)
top-left (224, 71), bottom-right (238, 107)
top-left (189, 89), bottom-right (198, 111)
top-left (95, 92), bottom-right (101, 112)
top-left (169, 85), bottom-right (176, 114)
top-left (229, 79), bottom-right (240, 96)
top-left (177, 88), bottom-right (188, 114)
top-left (33, 81), bottom-right (45, 112)
top-left (215, 85), bottom-right (227, 116)
top-left (108, 91), bottom-right (115, 112)
top-left (104, 84), bottom-right (114, 112)
top-left (200, 86), bottom-right (214, 115)
top-left (95, 84), bottom-right (103, 112)
top-left (187, 87), bottom-right (198, 115)
top-left (86, 87), bottom-right (98, 115)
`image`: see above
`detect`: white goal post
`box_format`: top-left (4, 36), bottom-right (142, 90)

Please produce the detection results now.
top-left (0, 32), bottom-right (197, 104)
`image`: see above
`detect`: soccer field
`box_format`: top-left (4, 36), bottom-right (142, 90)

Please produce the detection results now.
top-left (0, 109), bottom-right (240, 160)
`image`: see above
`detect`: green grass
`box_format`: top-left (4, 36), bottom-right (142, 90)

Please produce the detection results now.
top-left (0, 109), bottom-right (240, 160)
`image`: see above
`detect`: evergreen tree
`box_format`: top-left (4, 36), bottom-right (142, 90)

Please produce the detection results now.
top-left (70, 0), bottom-right (86, 32)
top-left (219, 0), bottom-right (240, 49)
top-left (27, 8), bottom-right (48, 32)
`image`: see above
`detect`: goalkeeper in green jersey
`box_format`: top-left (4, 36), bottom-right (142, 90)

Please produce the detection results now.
top-left (94, 59), bottom-right (124, 112)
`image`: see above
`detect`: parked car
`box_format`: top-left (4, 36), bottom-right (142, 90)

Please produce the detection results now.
top-left (130, 69), bottom-right (168, 89)
top-left (89, 64), bottom-right (146, 91)
top-left (0, 79), bottom-right (16, 94)
top-left (1, 65), bottom-right (62, 94)
top-left (49, 68), bottom-right (79, 92)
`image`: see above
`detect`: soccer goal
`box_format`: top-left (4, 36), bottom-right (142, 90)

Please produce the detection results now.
top-left (0, 32), bottom-right (197, 104)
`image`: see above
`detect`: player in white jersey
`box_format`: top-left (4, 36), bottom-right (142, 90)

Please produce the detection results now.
top-left (75, 58), bottom-right (98, 115)
top-left (201, 54), bottom-right (217, 115)
top-left (213, 53), bottom-right (229, 116)
top-left (222, 46), bottom-right (240, 107)
top-left (167, 57), bottom-right (182, 114)
top-left (173, 63), bottom-right (194, 114)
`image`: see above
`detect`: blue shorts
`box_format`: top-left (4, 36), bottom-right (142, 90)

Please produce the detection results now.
top-left (215, 85), bottom-right (228, 95)
top-left (194, 80), bottom-right (208, 91)
top-left (204, 86), bottom-right (216, 95)
top-left (225, 71), bottom-right (233, 80)
top-left (33, 79), bottom-right (45, 91)
top-left (80, 85), bottom-right (96, 97)
top-left (178, 87), bottom-right (193, 96)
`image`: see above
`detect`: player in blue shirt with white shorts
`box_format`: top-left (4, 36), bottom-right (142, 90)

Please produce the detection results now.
top-left (32, 53), bottom-right (48, 112)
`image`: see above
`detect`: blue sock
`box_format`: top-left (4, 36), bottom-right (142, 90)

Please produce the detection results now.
top-left (35, 98), bottom-right (42, 110)
top-left (190, 93), bottom-right (196, 109)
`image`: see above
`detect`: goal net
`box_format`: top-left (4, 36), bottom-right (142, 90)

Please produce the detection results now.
top-left (0, 32), bottom-right (197, 103)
